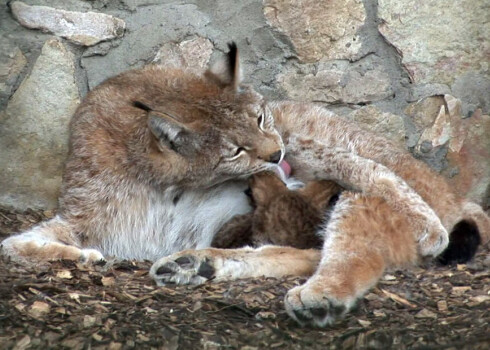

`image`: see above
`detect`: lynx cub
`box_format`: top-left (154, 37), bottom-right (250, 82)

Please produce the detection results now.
top-left (2, 44), bottom-right (488, 327)
top-left (212, 171), bottom-right (341, 249)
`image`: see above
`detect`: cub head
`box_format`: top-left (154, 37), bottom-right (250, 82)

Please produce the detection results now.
top-left (134, 43), bottom-right (284, 188)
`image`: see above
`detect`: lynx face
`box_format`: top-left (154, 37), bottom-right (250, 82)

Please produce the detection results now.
top-left (135, 45), bottom-right (284, 189)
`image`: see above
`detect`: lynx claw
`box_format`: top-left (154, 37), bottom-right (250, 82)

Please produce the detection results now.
top-left (284, 283), bottom-right (351, 327)
top-left (150, 252), bottom-right (215, 286)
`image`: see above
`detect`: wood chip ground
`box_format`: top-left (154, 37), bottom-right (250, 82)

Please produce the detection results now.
top-left (1, 206), bottom-right (489, 349)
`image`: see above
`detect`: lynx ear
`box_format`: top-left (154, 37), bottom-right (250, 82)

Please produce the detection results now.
top-left (205, 42), bottom-right (242, 91)
top-left (148, 112), bottom-right (197, 154)
top-left (133, 100), bottom-right (196, 154)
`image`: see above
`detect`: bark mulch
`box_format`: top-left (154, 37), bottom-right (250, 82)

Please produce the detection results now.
top-left (0, 206), bottom-right (489, 350)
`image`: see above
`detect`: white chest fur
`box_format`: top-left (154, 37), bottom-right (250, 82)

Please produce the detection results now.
top-left (96, 181), bottom-right (251, 261)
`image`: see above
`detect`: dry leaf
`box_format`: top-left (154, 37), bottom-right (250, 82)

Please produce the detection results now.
top-left (12, 335), bottom-right (31, 350)
top-left (415, 308), bottom-right (437, 319)
top-left (469, 295), bottom-right (490, 304)
top-left (381, 289), bottom-right (416, 308)
top-left (383, 274), bottom-right (397, 281)
top-left (144, 306), bottom-right (158, 314)
top-left (451, 286), bottom-right (471, 295)
top-left (358, 319), bottom-right (372, 327)
top-left (437, 300), bottom-right (448, 312)
top-left (137, 334), bottom-right (150, 342)
top-left (101, 276), bottom-right (116, 286)
top-left (29, 301), bottom-right (50, 318)
top-left (83, 315), bottom-right (97, 328)
top-left (15, 303), bottom-right (26, 312)
top-left (255, 311), bottom-right (276, 320)
top-left (108, 342), bottom-right (123, 350)
top-left (56, 270), bottom-right (73, 279)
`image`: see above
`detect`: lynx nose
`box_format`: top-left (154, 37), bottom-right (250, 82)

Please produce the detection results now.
top-left (268, 150), bottom-right (282, 164)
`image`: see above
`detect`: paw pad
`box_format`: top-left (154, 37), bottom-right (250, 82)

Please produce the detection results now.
top-left (150, 254), bottom-right (215, 286)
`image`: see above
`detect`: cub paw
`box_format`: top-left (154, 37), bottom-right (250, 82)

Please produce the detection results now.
top-left (150, 252), bottom-right (215, 286)
top-left (417, 219), bottom-right (449, 257)
top-left (284, 282), bottom-right (352, 327)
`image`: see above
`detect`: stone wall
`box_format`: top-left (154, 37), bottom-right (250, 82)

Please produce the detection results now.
top-left (0, 0), bottom-right (488, 210)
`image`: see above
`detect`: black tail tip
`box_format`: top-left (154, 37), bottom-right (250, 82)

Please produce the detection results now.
top-left (437, 220), bottom-right (481, 265)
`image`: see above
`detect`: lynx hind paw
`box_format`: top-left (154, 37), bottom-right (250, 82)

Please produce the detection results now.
top-left (417, 220), bottom-right (449, 257)
top-left (284, 283), bottom-right (353, 327)
top-left (150, 253), bottom-right (216, 286)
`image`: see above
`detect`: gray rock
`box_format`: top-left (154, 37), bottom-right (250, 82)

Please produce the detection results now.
top-left (10, 1), bottom-right (125, 46)
top-left (406, 95), bottom-right (490, 205)
top-left (153, 37), bottom-right (214, 71)
top-left (0, 39), bottom-right (80, 210)
top-left (278, 60), bottom-right (392, 104)
top-left (451, 72), bottom-right (490, 116)
top-left (263, 0), bottom-right (365, 62)
top-left (378, 0), bottom-right (489, 86)
top-left (347, 106), bottom-right (406, 148)
top-left (81, 3), bottom-right (211, 90)
top-left (0, 40), bottom-right (27, 108)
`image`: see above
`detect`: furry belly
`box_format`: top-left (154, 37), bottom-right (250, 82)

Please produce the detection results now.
top-left (96, 181), bottom-right (251, 261)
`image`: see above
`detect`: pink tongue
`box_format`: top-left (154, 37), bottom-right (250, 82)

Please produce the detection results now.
top-left (278, 160), bottom-right (291, 178)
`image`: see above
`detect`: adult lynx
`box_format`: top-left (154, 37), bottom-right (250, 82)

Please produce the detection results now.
top-left (2, 44), bottom-right (488, 327)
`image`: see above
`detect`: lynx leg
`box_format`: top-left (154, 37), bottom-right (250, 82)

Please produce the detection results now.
top-left (150, 246), bottom-right (321, 286)
top-left (285, 135), bottom-right (449, 257)
top-left (1, 216), bottom-right (104, 264)
top-left (285, 192), bottom-right (418, 327)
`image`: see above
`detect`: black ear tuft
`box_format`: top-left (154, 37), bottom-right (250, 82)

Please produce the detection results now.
top-left (227, 42), bottom-right (238, 78)
top-left (133, 101), bottom-right (153, 112)
top-left (437, 219), bottom-right (481, 265)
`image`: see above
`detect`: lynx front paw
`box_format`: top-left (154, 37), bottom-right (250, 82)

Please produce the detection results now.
top-left (150, 251), bottom-right (216, 286)
top-left (284, 282), bottom-right (354, 327)
top-left (79, 248), bottom-right (105, 264)
top-left (417, 219), bottom-right (449, 257)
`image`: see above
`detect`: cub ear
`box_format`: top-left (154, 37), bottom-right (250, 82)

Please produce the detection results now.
top-left (249, 172), bottom-right (287, 206)
top-left (205, 42), bottom-right (242, 91)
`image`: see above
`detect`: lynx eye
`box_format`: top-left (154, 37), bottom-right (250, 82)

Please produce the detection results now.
top-left (257, 113), bottom-right (265, 131)
top-left (227, 147), bottom-right (246, 161)
top-left (234, 147), bottom-right (246, 156)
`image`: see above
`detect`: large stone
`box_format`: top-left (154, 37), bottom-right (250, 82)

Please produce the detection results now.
top-left (347, 106), bottom-right (406, 148)
top-left (406, 95), bottom-right (490, 206)
top-left (10, 1), bottom-right (125, 46)
top-left (451, 72), bottom-right (490, 116)
top-left (378, 0), bottom-right (489, 85)
top-left (81, 3), bottom-right (210, 89)
top-left (0, 39), bottom-right (80, 210)
top-left (278, 60), bottom-right (392, 104)
top-left (405, 96), bottom-right (446, 133)
top-left (0, 39), bottom-right (27, 107)
top-left (152, 37), bottom-right (214, 71)
top-left (263, 0), bottom-right (365, 62)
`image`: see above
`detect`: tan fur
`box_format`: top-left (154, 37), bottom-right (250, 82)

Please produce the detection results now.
top-left (150, 101), bottom-right (488, 327)
top-left (1, 47), bottom-right (284, 263)
top-left (212, 172), bottom-right (340, 249)
top-left (2, 46), bottom-right (488, 327)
